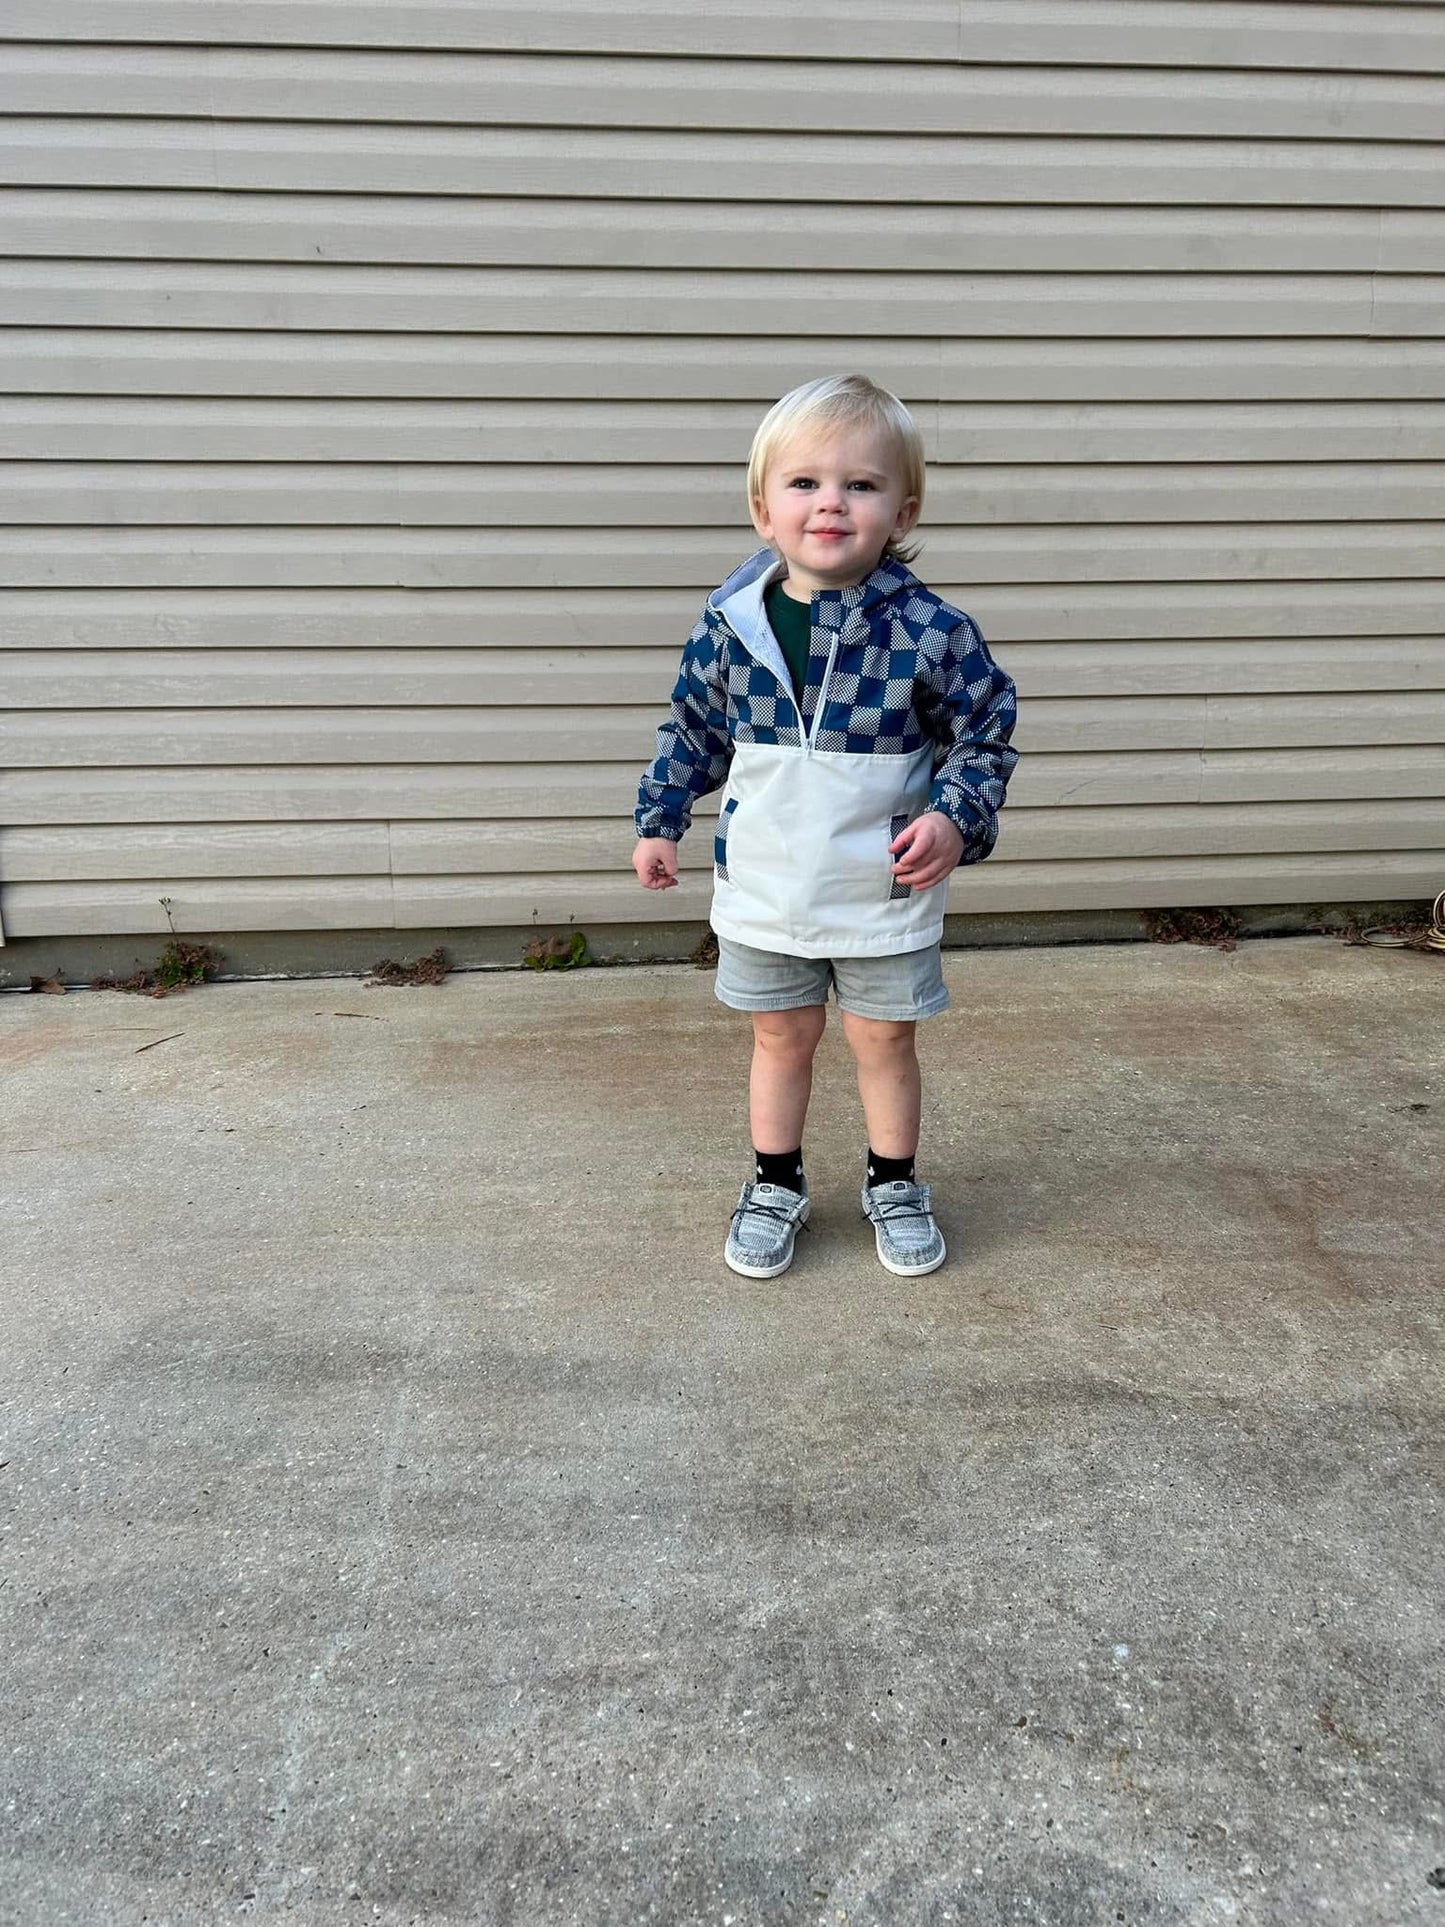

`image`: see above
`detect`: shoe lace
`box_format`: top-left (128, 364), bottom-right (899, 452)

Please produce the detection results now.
top-left (734, 1191), bottom-right (807, 1235)
top-left (870, 1190), bottom-right (933, 1228)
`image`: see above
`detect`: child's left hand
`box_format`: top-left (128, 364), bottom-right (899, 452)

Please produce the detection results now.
top-left (889, 811), bottom-right (966, 890)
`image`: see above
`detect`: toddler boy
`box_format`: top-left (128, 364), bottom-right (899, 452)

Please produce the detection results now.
top-left (633, 375), bottom-right (1017, 1279)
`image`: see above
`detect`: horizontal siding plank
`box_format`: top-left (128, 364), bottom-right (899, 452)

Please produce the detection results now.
top-left (8, 332), bottom-right (1443, 403)
top-left (5, 462), bottom-right (1443, 529)
top-left (0, 707), bottom-right (667, 768)
top-left (387, 801), bottom-right (1445, 874)
top-left (2, 646), bottom-right (678, 707)
top-left (1, 876), bottom-right (400, 936)
top-left (7, 2), bottom-right (1441, 72)
top-left (11, 191), bottom-right (1444, 275)
top-left (2, 583), bottom-right (1442, 648)
top-left (7, 398), bottom-right (1445, 466)
top-left (0, 822), bottom-right (388, 880)
top-left (996, 637), bottom-right (1445, 697)
top-left (992, 801), bottom-right (1445, 864)
top-left (8, 3), bottom-right (964, 64)
top-left (899, 400), bottom-right (1445, 469)
top-left (8, 639), bottom-right (1445, 710)
top-left (7, 800), bottom-right (1443, 884)
top-left (1, 262), bottom-right (1401, 336)
top-left (7, 849), bottom-right (1442, 938)
top-left (1, 526), bottom-right (1437, 588)
top-left (0, 762), bottom-right (659, 825)
top-left (1194, 746), bottom-right (1445, 806)
top-left (5, 746), bottom-right (1440, 825)
top-left (402, 852), bottom-right (1445, 920)
top-left (4, 49), bottom-right (1443, 141)
top-left (6, 696), bottom-right (1442, 767)
top-left (13, 397), bottom-right (1445, 465)
top-left (7, 123), bottom-right (1442, 208)
top-left (1194, 693), bottom-right (1445, 752)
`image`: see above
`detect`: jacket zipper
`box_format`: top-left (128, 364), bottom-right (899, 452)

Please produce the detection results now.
top-left (806, 635), bottom-right (840, 757)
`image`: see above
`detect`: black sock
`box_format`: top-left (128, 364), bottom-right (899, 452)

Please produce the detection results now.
top-left (755, 1148), bottom-right (804, 1191)
top-left (866, 1148), bottom-right (915, 1187)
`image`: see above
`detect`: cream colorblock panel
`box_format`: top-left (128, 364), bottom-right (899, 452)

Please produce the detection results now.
top-left (1, 10), bottom-right (1441, 946)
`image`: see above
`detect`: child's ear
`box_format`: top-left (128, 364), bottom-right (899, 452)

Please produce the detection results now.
top-left (893, 495), bottom-right (921, 538)
top-left (749, 494), bottom-right (774, 544)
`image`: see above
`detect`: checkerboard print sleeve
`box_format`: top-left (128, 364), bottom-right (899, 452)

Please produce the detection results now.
top-left (635, 612), bottom-right (735, 842)
top-left (919, 614), bottom-right (1019, 864)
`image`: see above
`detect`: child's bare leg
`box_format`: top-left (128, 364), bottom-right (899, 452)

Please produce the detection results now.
top-left (749, 1006), bottom-right (826, 1154)
top-left (840, 1012), bottom-right (921, 1158)
top-left (843, 1011), bottom-right (944, 1274)
top-left (726, 1006), bottom-right (823, 1277)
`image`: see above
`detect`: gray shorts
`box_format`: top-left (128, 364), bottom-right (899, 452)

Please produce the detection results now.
top-left (714, 936), bottom-right (949, 1023)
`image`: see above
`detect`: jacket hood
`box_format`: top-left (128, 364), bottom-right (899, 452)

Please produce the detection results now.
top-left (708, 545), bottom-right (783, 658)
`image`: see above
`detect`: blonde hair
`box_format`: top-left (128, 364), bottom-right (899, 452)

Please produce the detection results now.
top-left (746, 374), bottom-right (926, 563)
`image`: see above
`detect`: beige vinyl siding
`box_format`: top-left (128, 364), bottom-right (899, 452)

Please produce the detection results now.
top-left (6, 43), bottom-right (1445, 138)
top-left (7, 263), bottom-right (1438, 335)
top-left (2, 528), bottom-right (1437, 586)
top-left (2, 3), bottom-right (1443, 948)
top-left (7, 336), bottom-right (1444, 402)
top-left (7, 1), bottom-right (1442, 69)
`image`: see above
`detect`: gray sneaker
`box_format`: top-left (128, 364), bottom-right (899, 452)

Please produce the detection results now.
top-left (861, 1179), bottom-right (946, 1275)
top-left (724, 1180), bottom-right (810, 1279)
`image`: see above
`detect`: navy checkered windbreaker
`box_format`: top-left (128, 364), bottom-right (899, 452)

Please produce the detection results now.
top-left (636, 549), bottom-right (1019, 857)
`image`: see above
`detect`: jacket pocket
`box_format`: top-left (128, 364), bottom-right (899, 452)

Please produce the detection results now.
top-left (888, 812), bottom-right (912, 900)
top-left (715, 797), bottom-right (739, 880)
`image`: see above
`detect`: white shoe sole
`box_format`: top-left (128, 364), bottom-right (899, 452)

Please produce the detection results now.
top-left (867, 1218), bottom-right (947, 1277)
top-left (724, 1196), bottom-right (810, 1278)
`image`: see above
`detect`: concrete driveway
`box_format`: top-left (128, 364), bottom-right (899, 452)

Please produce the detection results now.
top-left (3, 938), bottom-right (1441, 1926)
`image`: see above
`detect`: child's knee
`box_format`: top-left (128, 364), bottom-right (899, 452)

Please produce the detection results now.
top-left (752, 1005), bottom-right (826, 1063)
top-left (841, 1013), bottom-right (917, 1060)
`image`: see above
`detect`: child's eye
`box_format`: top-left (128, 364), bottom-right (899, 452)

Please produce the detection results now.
top-left (848, 480), bottom-right (878, 492)
top-left (788, 478), bottom-right (817, 490)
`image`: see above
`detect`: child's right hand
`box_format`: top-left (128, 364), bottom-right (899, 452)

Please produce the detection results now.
top-left (633, 837), bottom-right (680, 890)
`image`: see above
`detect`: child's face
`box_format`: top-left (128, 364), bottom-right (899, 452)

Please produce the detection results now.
top-left (751, 423), bottom-right (919, 599)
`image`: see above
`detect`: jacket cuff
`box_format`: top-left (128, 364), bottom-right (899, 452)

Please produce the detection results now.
top-left (635, 819), bottom-right (685, 843)
top-left (926, 790), bottom-right (988, 841)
